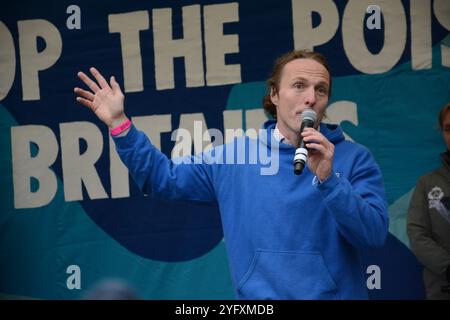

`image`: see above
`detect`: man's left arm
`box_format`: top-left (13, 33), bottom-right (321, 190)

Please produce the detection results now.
top-left (315, 149), bottom-right (389, 249)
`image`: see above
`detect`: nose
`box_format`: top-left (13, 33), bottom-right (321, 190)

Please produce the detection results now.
top-left (304, 86), bottom-right (316, 107)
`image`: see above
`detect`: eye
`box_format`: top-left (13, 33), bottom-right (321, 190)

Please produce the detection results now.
top-left (316, 86), bottom-right (328, 96)
top-left (293, 82), bottom-right (305, 90)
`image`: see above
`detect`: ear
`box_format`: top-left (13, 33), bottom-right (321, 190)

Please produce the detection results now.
top-left (270, 87), bottom-right (279, 106)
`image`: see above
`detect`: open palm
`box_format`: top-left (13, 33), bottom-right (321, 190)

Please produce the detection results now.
top-left (74, 67), bottom-right (126, 128)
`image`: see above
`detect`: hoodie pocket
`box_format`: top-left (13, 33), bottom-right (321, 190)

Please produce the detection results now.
top-left (237, 250), bottom-right (338, 300)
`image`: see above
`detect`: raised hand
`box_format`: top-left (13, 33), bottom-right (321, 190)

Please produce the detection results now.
top-left (74, 67), bottom-right (128, 128)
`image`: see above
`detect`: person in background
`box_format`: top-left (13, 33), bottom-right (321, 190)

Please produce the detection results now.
top-left (407, 102), bottom-right (450, 300)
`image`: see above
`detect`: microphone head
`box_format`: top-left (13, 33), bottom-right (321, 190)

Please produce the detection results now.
top-left (301, 108), bottom-right (317, 123)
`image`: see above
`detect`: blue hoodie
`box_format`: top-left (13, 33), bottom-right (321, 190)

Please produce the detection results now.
top-left (113, 120), bottom-right (389, 299)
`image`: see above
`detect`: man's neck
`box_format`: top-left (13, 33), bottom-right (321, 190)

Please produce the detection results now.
top-left (275, 123), bottom-right (301, 147)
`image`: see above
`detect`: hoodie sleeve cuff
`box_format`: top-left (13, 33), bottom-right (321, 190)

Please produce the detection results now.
top-left (312, 172), bottom-right (340, 194)
top-left (111, 124), bottom-right (140, 149)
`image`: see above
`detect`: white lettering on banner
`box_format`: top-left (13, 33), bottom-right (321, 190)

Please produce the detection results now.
top-left (326, 101), bottom-right (358, 142)
top-left (434, 0), bottom-right (450, 67)
top-left (109, 4), bottom-right (241, 92)
top-left (1, 2), bottom-right (450, 102)
top-left (59, 122), bottom-right (108, 202)
top-left (204, 2), bottom-right (241, 86)
top-left (291, 0), bottom-right (450, 74)
top-left (343, 0), bottom-right (407, 74)
top-left (291, 0), bottom-right (339, 51)
top-left (0, 22), bottom-right (16, 101)
top-left (108, 11), bottom-right (149, 93)
top-left (11, 125), bottom-right (58, 209)
top-left (17, 19), bottom-right (62, 101)
top-left (410, 0), bottom-right (432, 70)
top-left (153, 5), bottom-right (204, 90)
top-left (10, 114), bottom-right (219, 208)
top-left (109, 130), bottom-right (131, 199)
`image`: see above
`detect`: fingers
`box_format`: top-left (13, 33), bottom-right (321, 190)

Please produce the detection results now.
top-left (74, 87), bottom-right (94, 101)
top-left (305, 142), bottom-right (327, 154)
top-left (77, 71), bottom-right (100, 93)
top-left (89, 67), bottom-right (111, 91)
top-left (302, 129), bottom-right (326, 144)
top-left (301, 127), bottom-right (319, 135)
top-left (110, 76), bottom-right (122, 94)
top-left (302, 128), bottom-right (334, 155)
top-left (76, 97), bottom-right (94, 110)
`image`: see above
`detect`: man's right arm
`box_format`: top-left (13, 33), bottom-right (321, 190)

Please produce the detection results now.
top-left (112, 124), bottom-right (216, 202)
top-left (74, 67), bottom-right (216, 203)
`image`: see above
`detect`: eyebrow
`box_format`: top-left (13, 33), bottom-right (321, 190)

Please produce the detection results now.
top-left (291, 77), bottom-right (329, 87)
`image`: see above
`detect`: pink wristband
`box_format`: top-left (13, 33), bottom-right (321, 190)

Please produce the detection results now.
top-left (110, 119), bottom-right (131, 136)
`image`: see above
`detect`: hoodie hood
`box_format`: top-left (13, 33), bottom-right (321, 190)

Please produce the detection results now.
top-left (261, 119), bottom-right (346, 149)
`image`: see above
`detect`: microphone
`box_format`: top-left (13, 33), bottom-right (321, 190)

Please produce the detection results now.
top-left (293, 108), bottom-right (317, 175)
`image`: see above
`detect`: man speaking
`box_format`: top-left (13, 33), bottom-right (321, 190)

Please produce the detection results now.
top-left (74, 50), bottom-right (389, 299)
